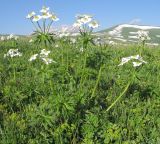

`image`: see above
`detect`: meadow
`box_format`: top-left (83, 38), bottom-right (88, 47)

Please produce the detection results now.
top-left (0, 6), bottom-right (160, 144)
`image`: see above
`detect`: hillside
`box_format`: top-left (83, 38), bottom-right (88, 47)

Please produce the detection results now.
top-left (96, 24), bottom-right (160, 45)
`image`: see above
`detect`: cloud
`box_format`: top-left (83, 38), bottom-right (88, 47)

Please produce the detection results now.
top-left (129, 18), bottom-right (141, 25)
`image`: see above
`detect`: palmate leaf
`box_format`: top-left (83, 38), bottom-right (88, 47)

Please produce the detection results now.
top-left (32, 31), bottom-right (55, 46)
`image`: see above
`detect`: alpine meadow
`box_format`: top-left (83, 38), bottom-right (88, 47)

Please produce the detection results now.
top-left (0, 4), bottom-right (160, 144)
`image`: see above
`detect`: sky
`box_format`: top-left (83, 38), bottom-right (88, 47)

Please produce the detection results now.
top-left (0, 0), bottom-right (160, 34)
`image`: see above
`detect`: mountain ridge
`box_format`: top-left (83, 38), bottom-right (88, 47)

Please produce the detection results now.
top-left (96, 24), bottom-right (160, 45)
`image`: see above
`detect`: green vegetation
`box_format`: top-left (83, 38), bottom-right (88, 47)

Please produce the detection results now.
top-left (0, 38), bottom-right (160, 144)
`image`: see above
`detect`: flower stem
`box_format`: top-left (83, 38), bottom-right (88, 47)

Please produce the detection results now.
top-left (106, 81), bottom-right (131, 112)
top-left (46, 20), bottom-right (53, 33)
top-left (37, 21), bottom-right (43, 32)
top-left (43, 19), bottom-right (46, 34)
top-left (31, 20), bottom-right (39, 32)
top-left (91, 65), bottom-right (103, 99)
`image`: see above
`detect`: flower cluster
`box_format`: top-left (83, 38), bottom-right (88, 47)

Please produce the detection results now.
top-left (29, 49), bottom-right (56, 65)
top-left (70, 38), bottom-right (76, 44)
top-left (73, 14), bottom-right (99, 31)
top-left (4, 49), bottom-right (22, 58)
top-left (26, 6), bottom-right (59, 33)
top-left (0, 34), bottom-right (18, 41)
top-left (137, 30), bottom-right (150, 42)
top-left (72, 14), bottom-right (100, 49)
top-left (0, 36), bottom-right (5, 41)
top-left (26, 6), bottom-right (59, 22)
top-left (118, 54), bottom-right (147, 67)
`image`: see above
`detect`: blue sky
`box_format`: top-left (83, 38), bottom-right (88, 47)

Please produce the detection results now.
top-left (0, 0), bottom-right (160, 34)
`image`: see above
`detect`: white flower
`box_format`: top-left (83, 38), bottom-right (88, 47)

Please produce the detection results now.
top-left (137, 30), bottom-right (150, 41)
top-left (79, 17), bottom-right (92, 24)
top-left (1, 36), bottom-right (5, 41)
top-left (29, 54), bottom-right (38, 61)
top-left (42, 12), bottom-right (52, 19)
top-left (73, 22), bottom-right (83, 28)
top-left (40, 49), bottom-right (51, 57)
top-left (14, 36), bottom-right (18, 40)
top-left (132, 62), bottom-right (143, 67)
top-left (50, 14), bottom-right (59, 21)
top-left (118, 57), bottom-right (132, 66)
top-left (26, 11), bottom-right (36, 19)
top-left (118, 54), bottom-right (147, 67)
top-left (76, 14), bottom-right (92, 24)
top-left (6, 36), bottom-right (9, 40)
top-left (41, 57), bottom-right (56, 65)
top-left (8, 34), bottom-right (14, 40)
top-left (4, 49), bottom-right (22, 58)
top-left (70, 38), bottom-right (76, 44)
top-left (32, 15), bottom-right (42, 22)
top-left (5, 34), bottom-right (18, 40)
top-left (130, 55), bottom-right (147, 63)
top-left (40, 6), bottom-right (50, 13)
top-left (88, 21), bottom-right (99, 29)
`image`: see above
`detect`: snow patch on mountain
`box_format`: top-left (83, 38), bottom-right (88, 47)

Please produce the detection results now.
top-left (113, 37), bottom-right (127, 42)
top-left (129, 32), bottom-right (138, 35)
top-left (109, 24), bottom-right (160, 36)
top-left (128, 36), bottom-right (138, 39)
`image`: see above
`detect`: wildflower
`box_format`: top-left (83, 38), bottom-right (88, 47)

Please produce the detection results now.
top-left (118, 54), bottom-right (147, 67)
top-left (4, 49), bottom-right (22, 58)
top-left (73, 14), bottom-right (99, 49)
top-left (1, 36), bottom-right (5, 41)
top-left (7, 34), bottom-right (14, 40)
top-left (40, 6), bottom-right (50, 13)
top-left (118, 57), bottom-right (132, 66)
top-left (73, 14), bottom-right (99, 31)
top-left (40, 49), bottom-right (51, 57)
top-left (88, 21), bottom-right (99, 29)
top-left (26, 6), bottom-right (59, 46)
top-left (137, 30), bottom-right (150, 41)
top-left (50, 14), bottom-right (59, 21)
top-left (26, 11), bottom-right (36, 19)
top-left (42, 12), bottom-right (52, 19)
top-left (41, 57), bottom-right (56, 65)
top-left (73, 22), bottom-right (83, 28)
top-left (76, 14), bottom-right (92, 24)
top-left (28, 49), bottom-right (56, 65)
top-left (132, 62), bottom-right (143, 67)
top-left (14, 36), bottom-right (19, 40)
top-left (29, 54), bottom-right (38, 61)
top-left (70, 38), bottom-right (76, 44)
top-left (32, 15), bottom-right (42, 22)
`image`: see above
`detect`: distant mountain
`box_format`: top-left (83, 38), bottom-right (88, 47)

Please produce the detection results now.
top-left (96, 24), bottom-right (160, 45)
top-left (51, 25), bottom-right (79, 36)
